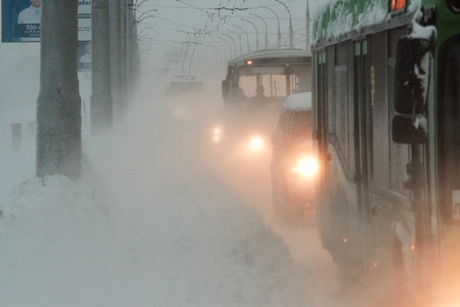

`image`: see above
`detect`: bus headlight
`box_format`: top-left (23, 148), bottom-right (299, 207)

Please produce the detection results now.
top-left (292, 156), bottom-right (319, 178)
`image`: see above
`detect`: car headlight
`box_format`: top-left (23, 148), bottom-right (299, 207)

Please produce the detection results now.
top-left (212, 126), bottom-right (222, 142)
top-left (291, 156), bottom-right (319, 178)
top-left (249, 136), bottom-right (264, 151)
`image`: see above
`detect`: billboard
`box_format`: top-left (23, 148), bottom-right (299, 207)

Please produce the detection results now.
top-left (2, 0), bottom-right (91, 42)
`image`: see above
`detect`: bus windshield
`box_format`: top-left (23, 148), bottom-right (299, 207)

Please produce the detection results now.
top-left (222, 49), bottom-right (311, 105)
top-left (237, 64), bottom-right (310, 100)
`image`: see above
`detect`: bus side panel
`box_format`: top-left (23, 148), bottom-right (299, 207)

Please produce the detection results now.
top-left (367, 29), bottom-right (417, 305)
top-left (315, 42), bottom-right (364, 285)
top-left (314, 28), bottom-right (416, 303)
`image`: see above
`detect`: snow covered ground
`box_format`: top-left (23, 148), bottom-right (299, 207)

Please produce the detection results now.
top-left (0, 75), bottom-right (360, 306)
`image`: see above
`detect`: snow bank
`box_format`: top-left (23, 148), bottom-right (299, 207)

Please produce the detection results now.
top-left (0, 86), bottom-right (308, 306)
top-left (0, 157), bottom-right (307, 307)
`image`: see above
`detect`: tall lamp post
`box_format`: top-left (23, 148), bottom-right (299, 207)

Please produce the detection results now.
top-left (218, 36), bottom-right (234, 59)
top-left (137, 25), bottom-right (154, 38)
top-left (274, 0), bottom-right (293, 48)
top-left (228, 29), bottom-right (243, 55)
top-left (207, 43), bottom-right (224, 66)
top-left (211, 41), bottom-right (229, 61)
top-left (250, 13), bottom-right (268, 49)
top-left (221, 32), bottom-right (237, 58)
top-left (234, 25), bottom-right (251, 53)
top-left (188, 41), bottom-right (199, 74)
top-left (261, 6), bottom-right (281, 48)
top-left (241, 18), bottom-right (259, 51)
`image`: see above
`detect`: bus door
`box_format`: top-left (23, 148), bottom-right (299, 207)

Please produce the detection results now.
top-left (315, 50), bottom-right (328, 159)
top-left (315, 49), bottom-right (334, 250)
top-left (353, 39), bottom-right (372, 219)
top-left (353, 38), bottom-right (374, 268)
top-left (432, 35), bottom-right (460, 302)
top-left (439, 38), bottom-right (460, 223)
top-left (316, 50), bottom-right (328, 192)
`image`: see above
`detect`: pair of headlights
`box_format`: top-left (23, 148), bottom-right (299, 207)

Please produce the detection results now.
top-left (212, 127), bottom-right (222, 142)
top-left (212, 126), bottom-right (265, 151)
top-left (212, 126), bottom-right (319, 178)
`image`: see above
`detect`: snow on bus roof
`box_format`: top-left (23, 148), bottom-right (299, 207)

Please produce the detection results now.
top-left (227, 48), bottom-right (309, 65)
top-left (312, 0), bottom-right (422, 44)
top-left (283, 92), bottom-right (312, 111)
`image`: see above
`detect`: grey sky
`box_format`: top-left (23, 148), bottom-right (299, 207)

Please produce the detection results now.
top-left (136, 0), bottom-right (318, 77)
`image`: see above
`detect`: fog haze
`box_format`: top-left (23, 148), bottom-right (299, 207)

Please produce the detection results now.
top-left (0, 1), bottom-right (372, 306)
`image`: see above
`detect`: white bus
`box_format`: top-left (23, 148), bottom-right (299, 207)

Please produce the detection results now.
top-left (221, 49), bottom-right (311, 107)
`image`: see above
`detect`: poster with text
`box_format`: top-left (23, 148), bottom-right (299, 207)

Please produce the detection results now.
top-left (2, 0), bottom-right (92, 42)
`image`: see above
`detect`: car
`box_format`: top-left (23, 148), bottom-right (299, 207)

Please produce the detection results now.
top-left (270, 92), bottom-right (318, 217)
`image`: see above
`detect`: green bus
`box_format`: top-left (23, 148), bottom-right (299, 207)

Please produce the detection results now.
top-left (312, 0), bottom-right (460, 305)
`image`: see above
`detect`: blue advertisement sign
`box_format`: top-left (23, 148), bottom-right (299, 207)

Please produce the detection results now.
top-left (2, 0), bottom-right (91, 42)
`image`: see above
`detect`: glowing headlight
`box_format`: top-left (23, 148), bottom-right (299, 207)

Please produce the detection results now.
top-left (212, 126), bottom-right (222, 142)
top-left (292, 156), bottom-right (319, 177)
top-left (249, 136), bottom-right (264, 151)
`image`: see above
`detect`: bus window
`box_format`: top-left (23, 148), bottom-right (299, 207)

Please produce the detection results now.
top-left (237, 70), bottom-right (287, 99)
top-left (236, 63), bottom-right (309, 100)
top-left (222, 50), bottom-right (310, 104)
top-left (291, 65), bottom-right (311, 92)
top-left (238, 75), bottom-right (257, 98)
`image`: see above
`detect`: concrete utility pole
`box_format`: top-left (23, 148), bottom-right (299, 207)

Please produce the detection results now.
top-left (234, 25), bottom-right (251, 53)
top-left (218, 36), bottom-right (234, 59)
top-left (120, 0), bottom-right (128, 111)
top-left (250, 13), bottom-right (269, 49)
top-left (36, 0), bottom-right (81, 179)
top-left (228, 30), bottom-right (243, 55)
top-left (211, 41), bottom-right (229, 61)
top-left (127, 0), bottom-right (137, 100)
top-left (222, 33), bottom-right (237, 58)
top-left (261, 7), bottom-right (281, 48)
top-left (91, 0), bottom-right (113, 135)
top-left (261, 6), bottom-right (281, 48)
top-left (109, 1), bottom-right (123, 122)
top-left (188, 41), bottom-right (198, 73)
top-left (274, 0), bottom-right (294, 48)
top-left (241, 18), bottom-right (259, 51)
